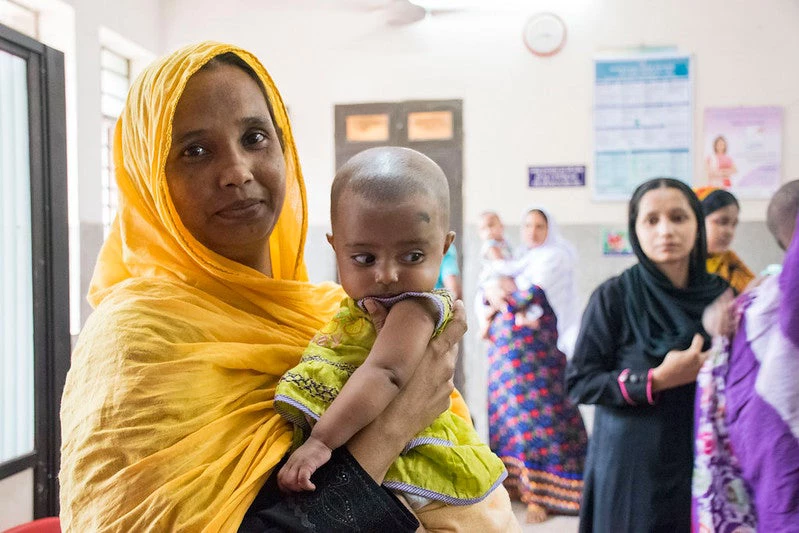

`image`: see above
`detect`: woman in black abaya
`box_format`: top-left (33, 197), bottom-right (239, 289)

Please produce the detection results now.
top-left (566, 178), bottom-right (728, 533)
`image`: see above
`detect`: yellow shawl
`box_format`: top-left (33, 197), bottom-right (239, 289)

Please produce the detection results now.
top-left (59, 42), bottom-right (343, 532)
top-left (706, 250), bottom-right (755, 294)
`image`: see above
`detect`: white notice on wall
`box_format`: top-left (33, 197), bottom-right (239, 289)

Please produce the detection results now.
top-left (593, 55), bottom-right (693, 200)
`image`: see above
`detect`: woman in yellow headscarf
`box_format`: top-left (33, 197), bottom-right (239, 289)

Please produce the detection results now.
top-left (694, 186), bottom-right (755, 294)
top-left (59, 42), bottom-right (465, 532)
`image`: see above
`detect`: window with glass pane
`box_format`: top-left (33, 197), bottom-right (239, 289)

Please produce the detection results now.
top-left (0, 49), bottom-right (35, 464)
top-left (100, 47), bottom-right (129, 236)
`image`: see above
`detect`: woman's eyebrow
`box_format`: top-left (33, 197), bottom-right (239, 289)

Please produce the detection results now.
top-left (240, 115), bottom-right (271, 126)
top-left (172, 128), bottom-right (206, 145)
top-left (172, 116), bottom-right (272, 145)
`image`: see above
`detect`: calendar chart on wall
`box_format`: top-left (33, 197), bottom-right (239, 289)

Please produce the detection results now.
top-left (593, 55), bottom-right (693, 200)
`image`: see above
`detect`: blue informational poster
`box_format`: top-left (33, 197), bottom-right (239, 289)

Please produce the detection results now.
top-left (528, 165), bottom-right (586, 187)
top-left (593, 55), bottom-right (694, 200)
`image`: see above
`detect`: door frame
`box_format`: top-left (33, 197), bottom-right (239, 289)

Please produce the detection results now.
top-left (0, 23), bottom-right (70, 518)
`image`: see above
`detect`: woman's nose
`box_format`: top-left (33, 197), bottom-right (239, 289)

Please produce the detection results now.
top-left (218, 150), bottom-right (254, 188)
top-left (658, 220), bottom-right (674, 235)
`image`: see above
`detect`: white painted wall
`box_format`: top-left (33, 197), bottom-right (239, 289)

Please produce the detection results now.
top-left (162, 0), bottom-right (799, 228)
top-left (0, 469), bottom-right (33, 530)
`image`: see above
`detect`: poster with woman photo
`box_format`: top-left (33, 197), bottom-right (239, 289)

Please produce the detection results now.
top-left (703, 106), bottom-right (783, 198)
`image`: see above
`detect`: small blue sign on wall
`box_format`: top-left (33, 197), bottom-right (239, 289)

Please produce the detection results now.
top-left (528, 165), bottom-right (586, 188)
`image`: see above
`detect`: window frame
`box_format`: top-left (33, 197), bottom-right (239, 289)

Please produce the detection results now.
top-left (99, 45), bottom-right (129, 236)
top-left (0, 22), bottom-right (70, 518)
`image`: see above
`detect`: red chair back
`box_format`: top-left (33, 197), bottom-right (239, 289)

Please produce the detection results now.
top-left (3, 517), bottom-right (61, 533)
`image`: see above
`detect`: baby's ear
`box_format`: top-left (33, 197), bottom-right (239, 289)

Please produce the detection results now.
top-left (443, 231), bottom-right (456, 253)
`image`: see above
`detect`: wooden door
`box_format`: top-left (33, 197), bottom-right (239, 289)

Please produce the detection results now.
top-left (334, 100), bottom-right (463, 256)
top-left (335, 100), bottom-right (465, 389)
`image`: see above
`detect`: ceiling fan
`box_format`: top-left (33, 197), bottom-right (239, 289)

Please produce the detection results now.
top-left (344, 0), bottom-right (467, 27)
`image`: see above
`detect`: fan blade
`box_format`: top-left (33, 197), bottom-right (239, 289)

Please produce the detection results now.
top-left (386, 1), bottom-right (427, 26)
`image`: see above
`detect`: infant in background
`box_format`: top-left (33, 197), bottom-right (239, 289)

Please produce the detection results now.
top-left (479, 211), bottom-right (513, 264)
top-left (477, 211), bottom-right (543, 339)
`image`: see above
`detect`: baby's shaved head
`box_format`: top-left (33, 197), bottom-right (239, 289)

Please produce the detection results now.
top-left (767, 179), bottom-right (799, 250)
top-left (331, 147), bottom-right (450, 229)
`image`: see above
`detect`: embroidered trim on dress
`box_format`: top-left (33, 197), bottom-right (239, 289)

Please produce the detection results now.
top-left (384, 470), bottom-right (507, 507)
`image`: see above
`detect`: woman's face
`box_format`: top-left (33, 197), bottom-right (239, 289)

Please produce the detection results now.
top-left (165, 63), bottom-right (285, 271)
top-left (705, 203), bottom-right (739, 254)
top-left (635, 187), bottom-right (698, 269)
top-left (714, 138), bottom-right (727, 154)
top-left (521, 210), bottom-right (548, 248)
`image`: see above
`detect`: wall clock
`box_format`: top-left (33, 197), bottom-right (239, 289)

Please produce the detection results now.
top-left (523, 13), bottom-right (567, 57)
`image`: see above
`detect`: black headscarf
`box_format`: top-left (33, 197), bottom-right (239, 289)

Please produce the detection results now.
top-left (621, 178), bottom-right (729, 358)
top-left (699, 188), bottom-right (739, 217)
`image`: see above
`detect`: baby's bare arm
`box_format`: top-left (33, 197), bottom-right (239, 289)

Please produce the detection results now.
top-left (310, 298), bottom-right (436, 450)
top-left (486, 245), bottom-right (504, 260)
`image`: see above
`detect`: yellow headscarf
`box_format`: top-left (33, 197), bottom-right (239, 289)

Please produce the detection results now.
top-left (706, 250), bottom-right (755, 294)
top-left (59, 42), bottom-right (343, 531)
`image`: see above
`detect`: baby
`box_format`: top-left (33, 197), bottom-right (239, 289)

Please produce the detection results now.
top-left (275, 147), bottom-right (518, 531)
top-left (477, 211), bottom-right (543, 339)
top-left (478, 211), bottom-right (513, 263)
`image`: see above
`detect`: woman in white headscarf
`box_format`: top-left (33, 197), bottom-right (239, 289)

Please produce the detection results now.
top-left (480, 207), bottom-right (581, 356)
top-left (511, 207), bottom-right (581, 356)
top-left (476, 206), bottom-right (587, 523)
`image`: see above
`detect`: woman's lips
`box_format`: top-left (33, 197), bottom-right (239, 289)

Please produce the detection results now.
top-left (656, 242), bottom-right (679, 252)
top-left (216, 199), bottom-right (265, 219)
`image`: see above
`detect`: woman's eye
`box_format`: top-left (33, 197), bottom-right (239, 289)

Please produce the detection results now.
top-left (403, 252), bottom-right (424, 263)
top-left (182, 145), bottom-right (207, 158)
top-left (243, 131), bottom-right (267, 147)
top-left (352, 254), bottom-right (375, 265)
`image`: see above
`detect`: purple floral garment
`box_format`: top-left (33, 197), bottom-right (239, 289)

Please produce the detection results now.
top-left (692, 336), bottom-right (757, 533)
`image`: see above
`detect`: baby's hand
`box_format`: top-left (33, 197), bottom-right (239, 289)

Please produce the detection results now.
top-left (479, 316), bottom-right (494, 340)
top-left (363, 298), bottom-right (389, 334)
top-left (702, 289), bottom-right (736, 338)
top-left (276, 436), bottom-right (333, 492)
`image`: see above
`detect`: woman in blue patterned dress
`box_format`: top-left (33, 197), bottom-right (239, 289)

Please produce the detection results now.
top-left (479, 210), bottom-right (588, 523)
